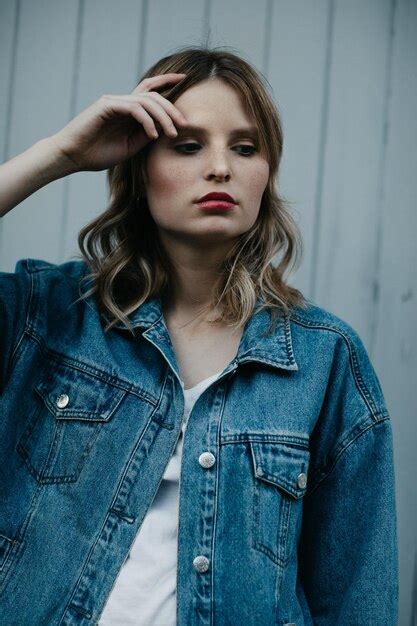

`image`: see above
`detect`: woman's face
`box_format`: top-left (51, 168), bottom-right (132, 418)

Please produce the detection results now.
top-left (143, 78), bottom-right (270, 247)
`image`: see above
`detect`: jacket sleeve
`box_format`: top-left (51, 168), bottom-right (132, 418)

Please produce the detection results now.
top-left (0, 258), bottom-right (32, 395)
top-left (297, 415), bottom-right (399, 624)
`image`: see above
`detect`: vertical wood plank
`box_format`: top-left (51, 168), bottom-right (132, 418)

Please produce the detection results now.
top-left (61, 0), bottom-right (146, 261)
top-left (314, 0), bottom-right (393, 345)
top-left (266, 0), bottom-right (331, 297)
top-left (372, 1), bottom-right (417, 623)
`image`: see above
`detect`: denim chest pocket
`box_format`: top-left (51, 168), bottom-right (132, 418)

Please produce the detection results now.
top-left (249, 440), bottom-right (310, 571)
top-left (16, 361), bottom-right (127, 484)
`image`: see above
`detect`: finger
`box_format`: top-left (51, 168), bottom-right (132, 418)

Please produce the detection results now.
top-left (109, 93), bottom-right (187, 127)
top-left (144, 91), bottom-right (187, 126)
top-left (132, 73), bottom-right (187, 95)
top-left (107, 99), bottom-right (160, 139)
top-left (136, 97), bottom-right (180, 138)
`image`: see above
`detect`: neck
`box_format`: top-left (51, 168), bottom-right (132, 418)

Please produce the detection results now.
top-left (158, 231), bottom-right (233, 322)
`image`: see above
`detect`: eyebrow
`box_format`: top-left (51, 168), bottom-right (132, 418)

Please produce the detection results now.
top-left (175, 125), bottom-right (260, 140)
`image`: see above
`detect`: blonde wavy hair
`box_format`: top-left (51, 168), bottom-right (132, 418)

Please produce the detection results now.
top-left (74, 45), bottom-right (308, 335)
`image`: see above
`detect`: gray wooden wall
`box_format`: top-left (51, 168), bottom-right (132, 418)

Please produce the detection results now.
top-left (1, 1), bottom-right (416, 623)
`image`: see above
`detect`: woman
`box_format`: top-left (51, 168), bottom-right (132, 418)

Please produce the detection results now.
top-left (0, 46), bottom-right (398, 625)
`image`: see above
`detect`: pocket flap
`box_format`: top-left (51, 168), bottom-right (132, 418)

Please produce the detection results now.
top-left (34, 362), bottom-right (126, 422)
top-left (249, 441), bottom-right (310, 499)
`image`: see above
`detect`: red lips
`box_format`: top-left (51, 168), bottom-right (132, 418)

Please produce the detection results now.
top-left (196, 192), bottom-right (236, 203)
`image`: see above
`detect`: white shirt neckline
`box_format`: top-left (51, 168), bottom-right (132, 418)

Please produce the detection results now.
top-left (181, 369), bottom-right (223, 393)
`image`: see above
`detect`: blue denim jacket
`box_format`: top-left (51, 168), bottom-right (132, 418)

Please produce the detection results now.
top-left (0, 258), bottom-right (398, 625)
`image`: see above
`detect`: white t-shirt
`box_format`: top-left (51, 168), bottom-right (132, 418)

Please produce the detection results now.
top-left (98, 368), bottom-right (223, 625)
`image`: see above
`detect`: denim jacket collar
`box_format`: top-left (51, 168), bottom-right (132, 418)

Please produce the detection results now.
top-left (110, 294), bottom-right (299, 373)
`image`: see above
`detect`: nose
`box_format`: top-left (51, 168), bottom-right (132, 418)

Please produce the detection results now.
top-left (204, 148), bottom-right (231, 181)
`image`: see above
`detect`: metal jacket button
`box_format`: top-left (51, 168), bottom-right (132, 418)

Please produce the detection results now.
top-left (198, 452), bottom-right (216, 468)
top-left (297, 472), bottom-right (307, 489)
top-left (56, 393), bottom-right (69, 408)
top-left (193, 555), bottom-right (209, 573)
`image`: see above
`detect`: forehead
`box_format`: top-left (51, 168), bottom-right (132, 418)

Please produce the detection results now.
top-left (174, 78), bottom-right (255, 126)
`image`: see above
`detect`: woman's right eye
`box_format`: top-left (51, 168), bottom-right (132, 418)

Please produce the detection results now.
top-left (174, 142), bottom-right (200, 154)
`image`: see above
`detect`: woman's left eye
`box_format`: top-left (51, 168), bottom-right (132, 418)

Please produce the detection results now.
top-left (236, 144), bottom-right (257, 156)
top-left (174, 143), bottom-right (257, 156)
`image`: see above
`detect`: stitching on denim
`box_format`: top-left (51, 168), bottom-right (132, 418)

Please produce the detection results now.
top-left (239, 354), bottom-right (296, 368)
top-left (220, 433), bottom-right (309, 447)
top-left (305, 415), bottom-right (391, 497)
top-left (26, 259), bottom-right (53, 273)
top-left (7, 259), bottom-right (35, 384)
top-left (283, 312), bottom-right (297, 364)
top-left (21, 329), bottom-right (159, 406)
top-left (289, 313), bottom-right (378, 418)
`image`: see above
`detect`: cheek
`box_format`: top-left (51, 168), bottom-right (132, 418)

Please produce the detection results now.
top-left (244, 163), bottom-right (269, 202)
top-left (146, 155), bottom-right (195, 200)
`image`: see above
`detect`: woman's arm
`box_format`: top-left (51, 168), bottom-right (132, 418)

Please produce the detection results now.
top-left (0, 72), bottom-right (188, 218)
top-left (0, 137), bottom-right (75, 217)
top-left (297, 416), bottom-right (399, 624)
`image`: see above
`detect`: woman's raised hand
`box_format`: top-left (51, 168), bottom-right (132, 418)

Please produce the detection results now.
top-left (49, 73), bottom-right (188, 173)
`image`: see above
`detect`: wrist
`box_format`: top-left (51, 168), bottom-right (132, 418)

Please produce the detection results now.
top-left (41, 135), bottom-right (81, 179)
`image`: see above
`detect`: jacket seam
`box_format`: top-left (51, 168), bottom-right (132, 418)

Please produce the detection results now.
top-left (289, 314), bottom-right (379, 419)
top-left (6, 259), bottom-right (35, 382)
top-left (305, 414), bottom-right (391, 497)
top-left (25, 258), bottom-right (65, 274)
